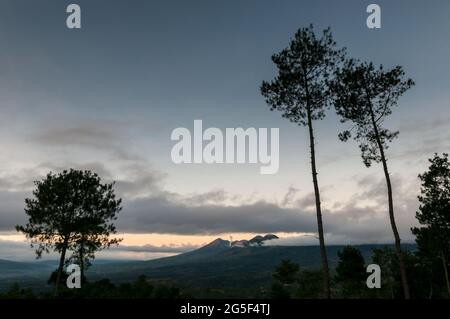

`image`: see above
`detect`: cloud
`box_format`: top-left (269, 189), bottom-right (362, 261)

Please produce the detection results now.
top-left (0, 239), bottom-right (36, 261)
top-left (0, 238), bottom-right (196, 261)
top-left (182, 190), bottom-right (229, 206)
top-left (112, 243), bottom-right (198, 254)
top-left (118, 195), bottom-right (318, 235)
top-left (398, 116), bottom-right (450, 135)
top-left (0, 161), bottom-right (420, 246)
top-left (112, 172), bottom-right (418, 244)
top-left (392, 116), bottom-right (450, 162)
top-left (30, 120), bottom-right (142, 161)
top-left (113, 163), bottom-right (167, 199)
top-left (0, 191), bottom-right (29, 232)
top-left (281, 186), bottom-right (299, 207)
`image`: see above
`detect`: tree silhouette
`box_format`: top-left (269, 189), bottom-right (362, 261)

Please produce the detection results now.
top-left (330, 60), bottom-right (414, 299)
top-left (16, 169), bottom-right (122, 296)
top-left (261, 25), bottom-right (345, 298)
top-left (271, 259), bottom-right (300, 298)
top-left (273, 259), bottom-right (300, 284)
top-left (412, 226), bottom-right (448, 298)
top-left (372, 247), bottom-right (397, 298)
top-left (67, 227), bottom-right (122, 284)
top-left (68, 186), bottom-right (123, 283)
top-left (335, 246), bottom-right (366, 297)
top-left (412, 153), bottom-right (450, 296)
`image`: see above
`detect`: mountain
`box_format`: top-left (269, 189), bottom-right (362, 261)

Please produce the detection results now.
top-left (0, 259), bottom-right (55, 277)
top-left (201, 238), bottom-right (230, 250)
top-left (85, 242), bottom-right (416, 297)
top-left (0, 242), bottom-right (417, 297)
top-left (0, 259), bottom-right (57, 292)
top-left (231, 233), bottom-right (279, 247)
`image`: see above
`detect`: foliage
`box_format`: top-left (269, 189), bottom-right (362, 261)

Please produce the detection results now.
top-left (294, 269), bottom-right (324, 298)
top-left (261, 25), bottom-right (345, 125)
top-left (0, 276), bottom-right (182, 299)
top-left (0, 283), bottom-right (36, 299)
top-left (335, 246), bottom-right (366, 297)
top-left (330, 59), bottom-right (414, 299)
top-left (412, 153), bottom-right (450, 296)
top-left (270, 260), bottom-right (325, 299)
top-left (16, 169), bottom-right (122, 293)
top-left (330, 60), bottom-right (414, 167)
top-left (261, 24), bottom-right (346, 299)
top-left (273, 259), bottom-right (300, 284)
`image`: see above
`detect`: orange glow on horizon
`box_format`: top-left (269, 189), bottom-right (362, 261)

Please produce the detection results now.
top-left (1, 231), bottom-right (306, 247)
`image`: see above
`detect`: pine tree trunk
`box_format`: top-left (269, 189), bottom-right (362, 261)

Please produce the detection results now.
top-left (54, 242), bottom-right (68, 297)
top-left (441, 250), bottom-right (450, 297)
top-left (80, 240), bottom-right (85, 284)
top-left (307, 108), bottom-right (331, 299)
top-left (369, 109), bottom-right (410, 299)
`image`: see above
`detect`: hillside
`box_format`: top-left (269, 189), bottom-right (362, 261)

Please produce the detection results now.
top-left (0, 243), bottom-right (417, 297)
top-left (86, 242), bottom-right (416, 297)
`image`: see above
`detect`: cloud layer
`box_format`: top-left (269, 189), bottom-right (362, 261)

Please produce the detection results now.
top-left (0, 160), bottom-right (419, 246)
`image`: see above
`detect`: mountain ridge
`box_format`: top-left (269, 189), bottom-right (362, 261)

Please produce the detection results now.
top-left (0, 243), bottom-right (417, 297)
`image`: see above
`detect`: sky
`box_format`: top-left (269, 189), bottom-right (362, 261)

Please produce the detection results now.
top-left (1, 0), bottom-right (450, 261)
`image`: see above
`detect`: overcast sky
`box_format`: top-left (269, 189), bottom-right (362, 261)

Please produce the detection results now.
top-left (1, 0), bottom-right (450, 261)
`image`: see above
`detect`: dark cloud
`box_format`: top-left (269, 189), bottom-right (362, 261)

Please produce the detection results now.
top-left (118, 195), bottom-right (318, 235)
top-left (113, 172), bottom-right (418, 243)
top-left (0, 163), bottom-right (419, 245)
top-left (182, 190), bottom-right (229, 206)
top-left (281, 186), bottom-right (299, 207)
top-left (327, 174), bottom-right (419, 243)
top-left (30, 120), bottom-right (142, 161)
top-left (0, 191), bottom-right (28, 231)
top-left (113, 163), bottom-right (167, 199)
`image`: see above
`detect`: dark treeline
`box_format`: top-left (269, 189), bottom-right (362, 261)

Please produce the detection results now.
top-left (271, 244), bottom-right (449, 299)
top-left (270, 154), bottom-right (450, 299)
top-left (0, 276), bottom-right (182, 299)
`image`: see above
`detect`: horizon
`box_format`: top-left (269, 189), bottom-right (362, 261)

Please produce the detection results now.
top-left (0, 232), bottom-right (418, 262)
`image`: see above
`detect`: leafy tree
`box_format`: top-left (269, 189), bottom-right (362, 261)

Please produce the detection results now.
top-left (68, 217), bottom-right (122, 283)
top-left (335, 246), bottom-right (366, 297)
top-left (82, 279), bottom-right (117, 298)
top-left (295, 269), bottom-right (324, 298)
top-left (271, 261), bottom-right (332, 299)
top-left (16, 169), bottom-right (122, 295)
top-left (55, 276), bottom-right (181, 299)
top-left (270, 282), bottom-right (291, 299)
top-left (271, 260), bottom-right (300, 299)
top-left (413, 227), bottom-right (450, 298)
top-left (273, 259), bottom-right (300, 284)
top-left (330, 60), bottom-right (414, 298)
top-left (372, 246), bottom-right (435, 299)
top-left (47, 268), bottom-right (69, 287)
top-left (412, 153), bottom-right (450, 296)
top-left (0, 283), bottom-right (35, 299)
top-left (153, 284), bottom-right (181, 299)
top-left (372, 247), bottom-right (397, 298)
top-left (261, 25), bottom-right (345, 298)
